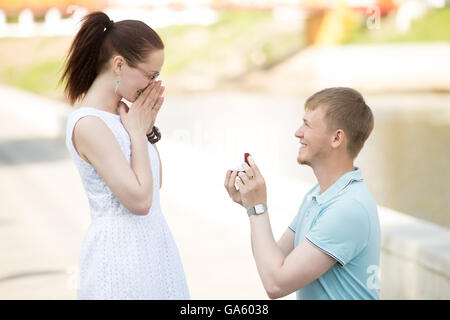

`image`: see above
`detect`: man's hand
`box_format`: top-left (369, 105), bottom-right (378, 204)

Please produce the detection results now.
top-left (235, 156), bottom-right (267, 210)
top-left (224, 170), bottom-right (244, 206)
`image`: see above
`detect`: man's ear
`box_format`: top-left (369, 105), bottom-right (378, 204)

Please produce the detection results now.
top-left (331, 129), bottom-right (345, 149)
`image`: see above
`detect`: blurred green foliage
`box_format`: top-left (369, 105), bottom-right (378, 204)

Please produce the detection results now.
top-left (0, 10), bottom-right (303, 97)
top-left (3, 7), bottom-right (449, 97)
top-left (158, 10), bottom-right (303, 75)
top-left (343, 6), bottom-right (450, 44)
top-left (4, 58), bottom-right (63, 93)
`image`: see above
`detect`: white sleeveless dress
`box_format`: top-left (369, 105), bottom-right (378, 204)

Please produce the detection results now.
top-left (65, 106), bottom-right (190, 300)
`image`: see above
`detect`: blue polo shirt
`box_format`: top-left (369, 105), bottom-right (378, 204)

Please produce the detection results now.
top-left (289, 167), bottom-right (381, 300)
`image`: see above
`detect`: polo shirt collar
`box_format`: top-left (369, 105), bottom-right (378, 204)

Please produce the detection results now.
top-left (312, 166), bottom-right (364, 206)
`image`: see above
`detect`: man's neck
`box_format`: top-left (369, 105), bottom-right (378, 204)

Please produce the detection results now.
top-left (312, 160), bottom-right (355, 195)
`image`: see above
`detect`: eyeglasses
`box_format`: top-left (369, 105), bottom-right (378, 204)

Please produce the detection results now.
top-left (135, 66), bottom-right (160, 81)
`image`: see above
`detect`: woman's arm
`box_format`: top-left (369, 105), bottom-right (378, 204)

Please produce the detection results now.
top-left (153, 143), bottom-right (162, 189)
top-left (74, 116), bottom-right (153, 215)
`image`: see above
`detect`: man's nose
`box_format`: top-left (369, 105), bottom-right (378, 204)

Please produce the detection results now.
top-left (295, 127), bottom-right (303, 139)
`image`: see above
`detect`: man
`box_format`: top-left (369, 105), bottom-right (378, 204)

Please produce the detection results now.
top-left (224, 87), bottom-right (381, 300)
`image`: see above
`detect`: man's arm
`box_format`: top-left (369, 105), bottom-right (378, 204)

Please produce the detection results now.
top-left (249, 212), bottom-right (336, 299)
top-left (231, 156), bottom-right (336, 299)
top-left (277, 228), bottom-right (295, 257)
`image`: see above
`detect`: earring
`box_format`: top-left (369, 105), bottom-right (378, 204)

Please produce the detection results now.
top-left (114, 78), bottom-right (120, 94)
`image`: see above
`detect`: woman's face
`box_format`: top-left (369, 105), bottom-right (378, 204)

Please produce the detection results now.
top-left (117, 49), bottom-right (164, 102)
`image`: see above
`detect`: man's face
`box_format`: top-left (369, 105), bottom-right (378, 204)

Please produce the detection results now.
top-left (295, 105), bottom-right (333, 167)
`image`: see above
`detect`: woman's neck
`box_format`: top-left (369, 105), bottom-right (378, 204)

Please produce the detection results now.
top-left (78, 74), bottom-right (121, 115)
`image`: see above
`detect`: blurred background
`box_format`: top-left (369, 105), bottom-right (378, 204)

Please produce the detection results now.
top-left (0, 0), bottom-right (449, 300)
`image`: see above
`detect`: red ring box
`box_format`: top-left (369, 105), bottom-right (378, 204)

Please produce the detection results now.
top-left (235, 153), bottom-right (251, 173)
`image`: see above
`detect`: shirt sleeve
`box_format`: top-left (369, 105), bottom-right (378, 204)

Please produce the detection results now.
top-left (288, 213), bottom-right (299, 233)
top-left (305, 198), bottom-right (370, 266)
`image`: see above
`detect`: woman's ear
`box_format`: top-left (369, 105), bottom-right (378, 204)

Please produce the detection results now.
top-left (112, 55), bottom-right (124, 76)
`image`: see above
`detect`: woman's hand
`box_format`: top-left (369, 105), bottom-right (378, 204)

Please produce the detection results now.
top-left (146, 85), bottom-right (165, 135)
top-left (118, 80), bottom-right (165, 137)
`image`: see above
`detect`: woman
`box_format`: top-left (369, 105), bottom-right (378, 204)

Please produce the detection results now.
top-left (61, 11), bottom-right (190, 299)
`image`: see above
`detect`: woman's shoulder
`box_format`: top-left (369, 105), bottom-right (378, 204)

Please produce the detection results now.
top-left (69, 107), bottom-right (123, 133)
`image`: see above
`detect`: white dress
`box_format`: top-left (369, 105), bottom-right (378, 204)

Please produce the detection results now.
top-left (65, 106), bottom-right (190, 300)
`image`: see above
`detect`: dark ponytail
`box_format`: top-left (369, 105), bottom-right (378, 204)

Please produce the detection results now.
top-left (60, 11), bottom-right (164, 105)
